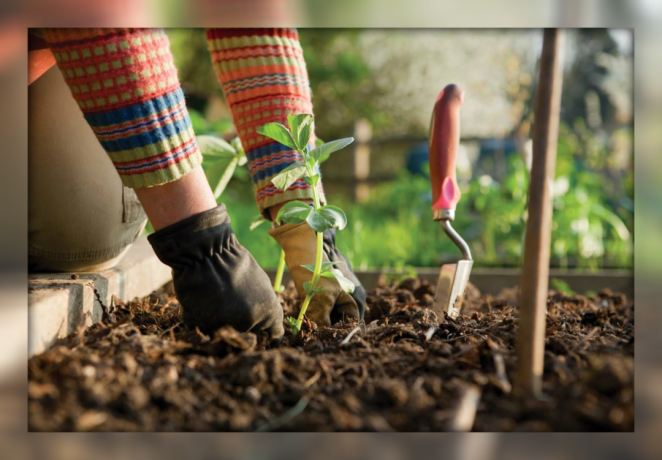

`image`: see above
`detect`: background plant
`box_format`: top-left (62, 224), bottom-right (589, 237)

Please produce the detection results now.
top-left (163, 29), bottom-right (632, 272)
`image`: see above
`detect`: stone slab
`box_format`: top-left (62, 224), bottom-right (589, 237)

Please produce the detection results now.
top-left (28, 237), bottom-right (172, 357)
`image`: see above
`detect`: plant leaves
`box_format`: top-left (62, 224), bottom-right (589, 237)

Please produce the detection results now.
top-left (249, 215), bottom-right (267, 231)
top-left (287, 114), bottom-right (314, 152)
top-left (306, 209), bottom-right (335, 233)
top-left (271, 162), bottom-right (307, 191)
top-left (276, 200), bottom-right (312, 225)
top-left (321, 261), bottom-right (342, 271)
top-left (203, 155), bottom-right (239, 200)
top-left (286, 316), bottom-right (300, 335)
top-left (257, 122), bottom-right (298, 150)
top-left (300, 261), bottom-right (341, 272)
top-left (310, 137), bottom-right (354, 164)
top-left (230, 136), bottom-right (244, 155)
top-left (317, 205), bottom-right (347, 230)
top-left (303, 281), bottom-right (320, 295)
top-left (315, 138), bottom-right (325, 147)
top-left (197, 135), bottom-right (238, 159)
top-left (321, 269), bottom-right (356, 293)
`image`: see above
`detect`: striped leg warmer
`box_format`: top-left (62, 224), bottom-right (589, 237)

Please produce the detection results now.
top-left (43, 28), bottom-right (202, 188)
top-left (206, 28), bottom-right (325, 219)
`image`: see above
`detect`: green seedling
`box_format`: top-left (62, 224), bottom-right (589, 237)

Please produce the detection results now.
top-left (250, 215), bottom-right (287, 294)
top-left (257, 114), bottom-right (355, 335)
top-left (198, 135), bottom-right (247, 199)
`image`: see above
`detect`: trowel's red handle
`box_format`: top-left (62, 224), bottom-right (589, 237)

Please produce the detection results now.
top-left (429, 84), bottom-right (464, 211)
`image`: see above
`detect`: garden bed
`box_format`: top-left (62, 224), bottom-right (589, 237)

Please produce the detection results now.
top-left (28, 279), bottom-right (633, 432)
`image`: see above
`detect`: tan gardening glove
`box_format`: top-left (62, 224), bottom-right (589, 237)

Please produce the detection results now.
top-left (269, 222), bottom-right (360, 327)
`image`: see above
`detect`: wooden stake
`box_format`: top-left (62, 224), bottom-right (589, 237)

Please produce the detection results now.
top-left (352, 119), bottom-right (372, 203)
top-left (516, 29), bottom-right (565, 396)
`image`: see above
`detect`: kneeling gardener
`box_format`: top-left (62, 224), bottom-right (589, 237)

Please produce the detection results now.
top-left (29, 28), bottom-right (366, 340)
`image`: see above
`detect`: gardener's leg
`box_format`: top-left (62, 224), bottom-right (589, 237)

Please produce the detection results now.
top-left (28, 65), bottom-right (148, 272)
top-left (207, 28), bottom-right (366, 326)
top-left (206, 28), bottom-right (322, 220)
top-left (39, 29), bottom-right (283, 338)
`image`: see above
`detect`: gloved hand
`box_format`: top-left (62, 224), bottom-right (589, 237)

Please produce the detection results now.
top-left (148, 204), bottom-right (284, 340)
top-left (322, 227), bottom-right (366, 320)
top-left (269, 222), bottom-right (365, 327)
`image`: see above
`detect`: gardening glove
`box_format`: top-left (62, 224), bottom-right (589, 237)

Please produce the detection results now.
top-left (322, 228), bottom-right (367, 320)
top-left (148, 204), bottom-right (284, 340)
top-left (269, 222), bottom-right (362, 327)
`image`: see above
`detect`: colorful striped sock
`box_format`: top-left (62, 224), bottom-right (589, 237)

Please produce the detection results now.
top-left (43, 28), bottom-right (203, 189)
top-left (206, 28), bottom-right (325, 219)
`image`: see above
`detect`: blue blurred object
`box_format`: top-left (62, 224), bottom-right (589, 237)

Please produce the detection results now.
top-left (406, 141), bottom-right (430, 177)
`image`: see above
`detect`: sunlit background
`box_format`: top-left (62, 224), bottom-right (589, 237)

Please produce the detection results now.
top-left (1, 0), bottom-right (661, 456)
top-left (165, 28), bottom-right (633, 272)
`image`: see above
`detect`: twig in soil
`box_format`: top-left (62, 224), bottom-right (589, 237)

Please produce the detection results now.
top-left (366, 320), bottom-right (380, 332)
top-left (159, 323), bottom-right (180, 339)
top-left (318, 360), bottom-right (334, 385)
top-left (340, 326), bottom-right (361, 345)
top-left (449, 343), bottom-right (482, 359)
top-left (493, 353), bottom-right (512, 394)
top-left (304, 372), bottom-right (321, 389)
top-left (425, 326), bottom-right (438, 342)
top-left (254, 396), bottom-right (310, 432)
top-left (447, 385), bottom-right (481, 432)
top-left (574, 327), bottom-right (600, 352)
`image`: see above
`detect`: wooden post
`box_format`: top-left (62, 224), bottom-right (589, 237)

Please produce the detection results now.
top-left (352, 119), bottom-right (372, 203)
top-left (516, 29), bottom-right (565, 396)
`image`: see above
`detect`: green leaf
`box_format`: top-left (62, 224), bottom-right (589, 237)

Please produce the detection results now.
top-left (321, 269), bottom-right (355, 293)
top-left (287, 114), bottom-right (314, 152)
top-left (257, 123), bottom-right (297, 150)
top-left (317, 205), bottom-right (347, 230)
top-left (310, 137), bottom-right (354, 164)
top-left (230, 136), bottom-right (244, 155)
top-left (321, 261), bottom-right (342, 271)
top-left (203, 155), bottom-right (239, 200)
top-left (303, 174), bottom-right (319, 188)
top-left (249, 215), bottom-right (267, 231)
top-left (315, 138), bottom-right (325, 147)
top-left (271, 162), bottom-right (307, 191)
top-left (303, 281), bottom-right (323, 295)
top-left (286, 316), bottom-right (300, 335)
top-left (300, 261), bottom-right (341, 273)
top-left (306, 209), bottom-right (335, 233)
top-left (197, 135), bottom-right (238, 159)
top-left (276, 200), bottom-right (312, 225)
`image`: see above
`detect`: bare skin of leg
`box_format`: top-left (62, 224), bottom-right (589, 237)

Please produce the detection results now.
top-left (134, 166), bottom-right (218, 231)
top-left (135, 162), bottom-right (311, 231)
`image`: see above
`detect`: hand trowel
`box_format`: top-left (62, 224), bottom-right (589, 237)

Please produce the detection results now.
top-left (428, 84), bottom-right (473, 320)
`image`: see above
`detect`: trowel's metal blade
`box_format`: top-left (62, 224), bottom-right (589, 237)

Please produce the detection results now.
top-left (433, 260), bottom-right (473, 320)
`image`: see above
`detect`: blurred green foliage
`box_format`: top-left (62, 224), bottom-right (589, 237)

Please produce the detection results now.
top-left (215, 124), bottom-right (632, 271)
top-left (298, 29), bottom-right (391, 140)
top-left (160, 29), bottom-right (633, 271)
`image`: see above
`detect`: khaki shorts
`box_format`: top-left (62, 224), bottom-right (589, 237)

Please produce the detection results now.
top-left (29, 66), bottom-right (147, 272)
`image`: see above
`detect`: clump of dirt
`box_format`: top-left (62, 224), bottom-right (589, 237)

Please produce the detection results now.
top-left (28, 279), bottom-right (634, 432)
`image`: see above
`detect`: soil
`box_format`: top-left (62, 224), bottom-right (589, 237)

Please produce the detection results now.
top-left (28, 279), bottom-right (634, 432)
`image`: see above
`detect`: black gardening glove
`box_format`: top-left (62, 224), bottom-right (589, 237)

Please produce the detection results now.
top-left (322, 228), bottom-right (366, 322)
top-left (147, 204), bottom-right (284, 340)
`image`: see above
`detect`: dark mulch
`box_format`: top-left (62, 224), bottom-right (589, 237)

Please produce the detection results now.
top-left (28, 278), bottom-right (634, 432)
